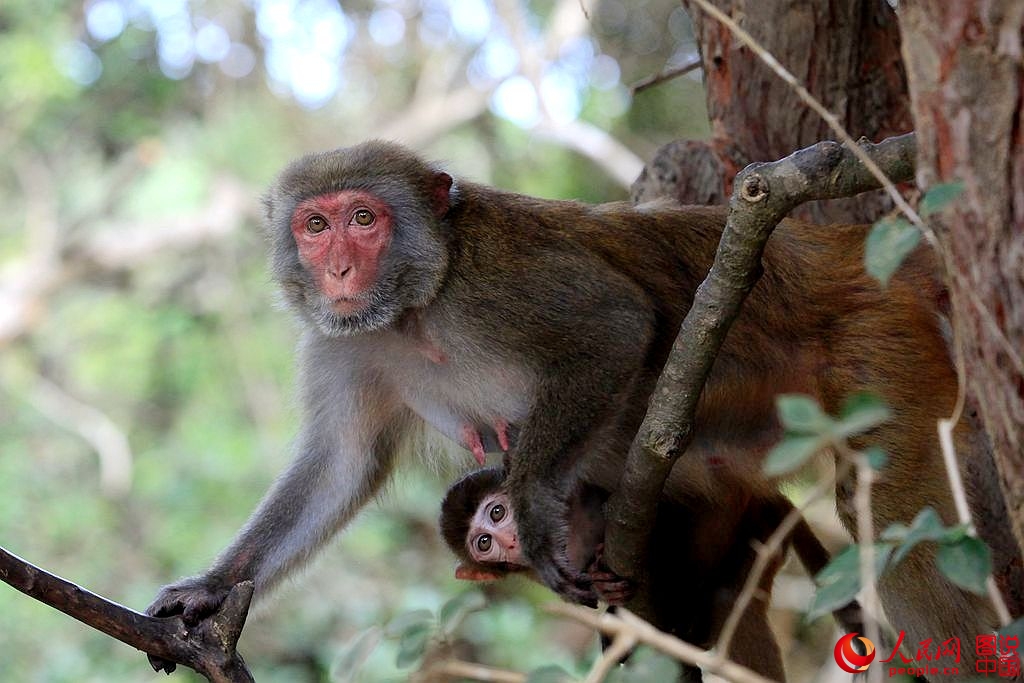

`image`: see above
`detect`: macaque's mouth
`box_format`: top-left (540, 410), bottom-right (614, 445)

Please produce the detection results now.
top-left (329, 297), bottom-right (370, 315)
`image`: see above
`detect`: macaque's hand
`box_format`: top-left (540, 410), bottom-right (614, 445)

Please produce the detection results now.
top-left (145, 575), bottom-right (234, 673)
top-left (588, 544), bottom-right (635, 605)
top-left (513, 483), bottom-right (597, 606)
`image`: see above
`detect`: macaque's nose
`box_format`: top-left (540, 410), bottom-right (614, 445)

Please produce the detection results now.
top-left (328, 265), bottom-right (352, 281)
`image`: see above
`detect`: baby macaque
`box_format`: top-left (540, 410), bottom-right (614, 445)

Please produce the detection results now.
top-left (440, 466), bottom-right (859, 681)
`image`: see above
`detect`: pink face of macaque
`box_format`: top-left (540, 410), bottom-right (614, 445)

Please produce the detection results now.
top-left (468, 492), bottom-right (522, 565)
top-left (290, 191), bottom-right (393, 315)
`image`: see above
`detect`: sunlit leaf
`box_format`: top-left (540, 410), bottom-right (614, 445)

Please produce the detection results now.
top-left (865, 217), bottom-right (921, 286)
top-left (920, 182), bottom-right (965, 218)
top-left (937, 537), bottom-right (991, 595)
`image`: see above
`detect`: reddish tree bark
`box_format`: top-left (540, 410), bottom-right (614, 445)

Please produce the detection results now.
top-left (633, 0), bottom-right (911, 224)
top-left (899, 0), bottom-right (1024, 564)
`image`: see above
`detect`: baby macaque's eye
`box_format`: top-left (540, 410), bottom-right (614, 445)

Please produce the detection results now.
top-left (489, 503), bottom-right (506, 522)
top-left (476, 534), bottom-right (492, 553)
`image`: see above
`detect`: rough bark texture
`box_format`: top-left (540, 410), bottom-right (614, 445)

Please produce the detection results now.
top-left (633, 0), bottom-right (912, 224)
top-left (899, 0), bottom-right (1024, 563)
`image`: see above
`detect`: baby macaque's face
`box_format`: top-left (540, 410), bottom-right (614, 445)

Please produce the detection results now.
top-left (468, 492), bottom-right (524, 566)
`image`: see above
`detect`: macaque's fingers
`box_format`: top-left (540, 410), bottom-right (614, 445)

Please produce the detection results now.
top-left (146, 579), bottom-right (231, 625)
top-left (592, 575), bottom-right (635, 605)
top-left (148, 653), bottom-right (177, 674)
top-left (145, 579), bottom-right (229, 673)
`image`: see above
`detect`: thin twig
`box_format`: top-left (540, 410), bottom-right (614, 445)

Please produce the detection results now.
top-left (421, 659), bottom-right (527, 683)
top-left (847, 447), bottom-right (882, 683)
top-left (631, 59), bottom-right (702, 94)
top-left (549, 604), bottom-right (775, 683)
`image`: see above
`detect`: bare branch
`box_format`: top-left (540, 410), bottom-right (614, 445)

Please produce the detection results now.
top-left (604, 133), bottom-right (917, 584)
top-left (26, 374), bottom-right (133, 497)
top-left (0, 546), bottom-right (253, 682)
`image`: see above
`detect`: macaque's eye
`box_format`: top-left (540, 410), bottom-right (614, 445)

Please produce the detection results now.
top-left (352, 208), bottom-right (375, 226)
top-left (488, 503), bottom-right (506, 523)
top-left (476, 534), bottom-right (492, 553)
top-left (306, 215), bottom-right (328, 233)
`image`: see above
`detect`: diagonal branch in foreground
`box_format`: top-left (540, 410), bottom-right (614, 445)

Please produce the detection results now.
top-left (602, 133), bottom-right (917, 593)
top-left (0, 545), bottom-right (254, 682)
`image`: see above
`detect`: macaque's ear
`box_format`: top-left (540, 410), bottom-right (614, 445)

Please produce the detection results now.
top-left (432, 172), bottom-right (453, 217)
top-left (455, 563), bottom-right (504, 582)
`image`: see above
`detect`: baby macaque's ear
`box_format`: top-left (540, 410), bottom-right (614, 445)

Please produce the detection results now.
top-left (455, 563), bottom-right (505, 581)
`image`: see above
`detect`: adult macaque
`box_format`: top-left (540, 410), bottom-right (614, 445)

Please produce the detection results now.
top-left (147, 141), bottom-right (1019, 678)
top-left (439, 466), bottom-right (862, 681)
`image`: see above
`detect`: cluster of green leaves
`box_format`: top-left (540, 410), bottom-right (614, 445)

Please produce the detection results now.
top-left (335, 589), bottom-right (684, 683)
top-left (765, 392), bottom-right (994, 624)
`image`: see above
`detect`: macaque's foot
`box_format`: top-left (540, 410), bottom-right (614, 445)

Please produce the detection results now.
top-left (145, 576), bottom-right (234, 673)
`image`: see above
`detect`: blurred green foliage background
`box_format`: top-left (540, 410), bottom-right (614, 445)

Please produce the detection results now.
top-left (0, 1), bottom-right (840, 681)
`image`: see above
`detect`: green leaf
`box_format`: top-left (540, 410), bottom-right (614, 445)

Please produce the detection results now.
top-left (836, 393), bottom-right (892, 438)
top-left (885, 507), bottom-right (949, 566)
top-left (937, 536), bottom-right (991, 595)
top-left (384, 609), bottom-right (434, 638)
top-left (999, 616), bottom-right (1024, 641)
top-left (865, 217), bottom-right (921, 286)
top-left (763, 435), bottom-right (823, 476)
top-left (395, 622), bottom-right (432, 668)
top-left (776, 394), bottom-right (834, 434)
top-left (331, 627), bottom-right (382, 683)
top-left (606, 647), bottom-right (682, 683)
top-left (439, 590), bottom-right (486, 636)
top-left (810, 543), bottom-right (894, 620)
top-left (526, 665), bottom-right (575, 683)
top-left (808, 572), bottom-right (862, 621)
top-left (864, 446), bottom-right (889, 470)
top-left (920, 182), bottom-right (965, 218)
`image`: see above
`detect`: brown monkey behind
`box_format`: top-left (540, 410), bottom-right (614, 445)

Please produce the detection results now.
top-left (147, 141), bottom-right (1021, 681)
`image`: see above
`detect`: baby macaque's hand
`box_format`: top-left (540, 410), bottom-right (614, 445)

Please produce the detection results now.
top-left (588, 544), bottom-right (635, 605)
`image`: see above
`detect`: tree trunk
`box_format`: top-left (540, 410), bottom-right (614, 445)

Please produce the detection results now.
top-left (899, 0), bottom-right (1024, 586)
top-left (633, 0), bottom-right (911, 224)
